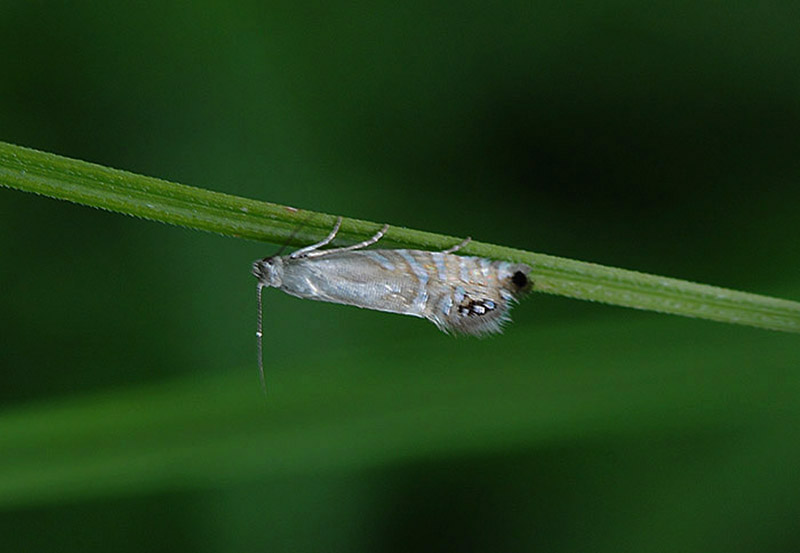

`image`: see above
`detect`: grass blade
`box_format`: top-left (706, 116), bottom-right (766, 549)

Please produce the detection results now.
top-left (1, 140), bottom-right (798, 332)
top-left (0, 319), bottom-right (798, 507)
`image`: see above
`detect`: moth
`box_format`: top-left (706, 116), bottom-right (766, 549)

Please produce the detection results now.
top-left (252, 217), bottom-right (532, 385)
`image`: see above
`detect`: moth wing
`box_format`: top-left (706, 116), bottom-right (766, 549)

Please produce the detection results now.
top-left (425, 259), bottom-right (532, 336)
top-left (427, 284), bottom-right (516, 336)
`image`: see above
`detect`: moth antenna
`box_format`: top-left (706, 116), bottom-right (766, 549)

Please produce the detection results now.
top-left (256, 282), bottom-right (267, 396)
top-left (274, 212), bottom-right (315, 257)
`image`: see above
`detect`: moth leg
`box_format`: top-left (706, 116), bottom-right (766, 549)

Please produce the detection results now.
top-left (304, 223), bottom-right (390, 258)
top-left (290, 217), bottom-right (342, 259)
top-left (441, 236), bottom-right (471, 254)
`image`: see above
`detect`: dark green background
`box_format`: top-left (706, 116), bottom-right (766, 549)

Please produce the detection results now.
top-left (2, 2), bottom-right (799, 551)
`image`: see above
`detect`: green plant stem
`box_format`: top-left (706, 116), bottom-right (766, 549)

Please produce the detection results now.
top-left (1, 140), bottom-right (799, 333)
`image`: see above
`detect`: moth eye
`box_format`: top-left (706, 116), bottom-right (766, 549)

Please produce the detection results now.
top-left (511, 270), bottom-right (529, 290)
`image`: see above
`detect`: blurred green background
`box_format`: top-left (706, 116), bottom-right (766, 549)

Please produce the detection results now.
top-left (2, 2), bottom-right (799, 551)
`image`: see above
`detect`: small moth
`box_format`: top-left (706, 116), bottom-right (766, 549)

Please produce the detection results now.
top-left (252, 218), bottom-right (532, 386)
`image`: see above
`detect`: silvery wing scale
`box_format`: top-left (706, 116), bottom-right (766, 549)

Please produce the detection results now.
top-left (251, 217), bottom-right (532, 387)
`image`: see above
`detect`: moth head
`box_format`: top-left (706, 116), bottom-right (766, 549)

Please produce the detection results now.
top-left (252, 255), bottom-right (284, 288)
